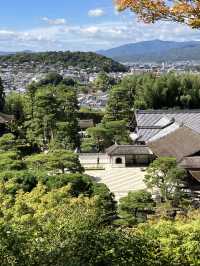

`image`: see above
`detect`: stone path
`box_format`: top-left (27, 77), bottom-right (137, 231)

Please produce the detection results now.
top-left (85, 167), bottom-right (147, 201)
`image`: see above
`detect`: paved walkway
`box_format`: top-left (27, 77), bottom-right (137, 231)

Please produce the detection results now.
top-left (85, 167), bottom-right (147, 201)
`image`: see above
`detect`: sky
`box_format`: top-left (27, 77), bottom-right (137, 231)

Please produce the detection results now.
top-left (1, 0), bottom-right (200, 52)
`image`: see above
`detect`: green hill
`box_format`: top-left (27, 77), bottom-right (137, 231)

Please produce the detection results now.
top-left (0, 51), bottom-right (127, 72)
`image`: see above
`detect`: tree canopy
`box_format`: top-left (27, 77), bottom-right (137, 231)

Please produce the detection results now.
top-left (0, 77), bottom-right (5, 111)
top-left (0, 51), bottom-right (127, 72)
top-left (145, 157), bottom-right (186, 204)
top-left (115, 0), bottom-right (200, 28)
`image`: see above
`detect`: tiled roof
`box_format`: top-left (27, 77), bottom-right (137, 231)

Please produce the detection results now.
top-left (106, 144), bottom-right (152, 156)
top-left (135, 109), bottom-right (200, 142)
top-left (179, 157), bottom-right (200, 169)
top-left (148, 126), bottom-right (200, 162)
top-left (0, 112), bottom-right (14, 123)
top-left (78, 119), bottom-right (94, 129)
top-left (189, 171), bottom-right (200, 182)
top-left (148, 122), bottom-right (180, 142)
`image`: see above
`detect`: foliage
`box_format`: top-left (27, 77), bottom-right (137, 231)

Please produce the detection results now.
top-left (81, 137), bottom-right (97, 153)
top-left (0, 183), bottom-right (152, 266)
top-left (86, 126), bottom-right (111, 152)
top-left (103, 120), bottom-right (131, 144)
top-left (0, 151), bottom-right (25, 171)
top-left (145, 157), bottom-right (186, 204)
top-left (104, 85), bottom-right (134, 122)
top-left (0, 51), bottom-right (127, 72)
top-left (38, 72), bottom-right (63, 86)
top-left (78, 109), bottom-right (104, 124)
top-left (105, 73), bottom-right (200, 116)
top-left (1, 179), bottom-right (199, 265)
top-left (0, 134), bottom-right (25, 171)
top-left (91, 182), bottom-right (117, 224)
top-left (37, 173), bottom-right (93, 196)
top-left (137, 211), bottom-right (200, 265)
top-left (0, 76), bottom-right (5, 111)
top-left (0, 133), bottom-right (17, 151)
top-left (4, 92), bottom-right (26, 135)
top-left (25, 149), bottom-right (83, 174)
top-left (115, 0), bottom-right (200, 28)
top-left (93, 71), bottom-right (115, 92)
top-left (119, 190), bottom-right (155, 225)
top-left (86, 120), bottom-right (131, 151)
top-left (25, 84), bottom-right (80, 150)
top-left (0, 170), bottom-right (38, 194)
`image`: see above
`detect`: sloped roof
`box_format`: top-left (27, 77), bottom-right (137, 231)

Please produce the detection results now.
top-left (179, 157), bottom-right (200, 169)
top-left (189, 171), bottom-right (200, 182)
top-left (148, 126), bottom-right (200, 162)
top-left (135, 109), bottom-right (200, 142)
top-left (0, 112), bottom-right (14, 123)
top-left (106, 144), bottom-right (152, 156)
top-left (78, 119), bottom-right (94, 129)
top-left (148, 122), bottom-right (180, 142)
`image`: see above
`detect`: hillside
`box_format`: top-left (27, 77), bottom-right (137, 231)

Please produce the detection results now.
top-left (98, 40), bottom-right (200, 62)
top-left (0, 51), bottom-right (127, 72)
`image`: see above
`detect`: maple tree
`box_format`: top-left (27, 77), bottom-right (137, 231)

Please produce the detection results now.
top-left (115, 0), bottom-right (200, 28)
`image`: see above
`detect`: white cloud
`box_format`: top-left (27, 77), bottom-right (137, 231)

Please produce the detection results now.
top-left (88, 8), bottom-right (105, 17)
top-left (0, 17), bottom-right (200, 52)
top-left (42, 17), bottom-right (66, 25)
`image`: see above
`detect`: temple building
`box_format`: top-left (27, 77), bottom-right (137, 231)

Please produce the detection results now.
top-left (106, 110), bottom-right (200, 185)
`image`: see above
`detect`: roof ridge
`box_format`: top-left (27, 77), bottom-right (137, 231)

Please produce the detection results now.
top-left (136, 109), bottom-right (200, 114)
top-left (148, 124), bottom-right (197, 144)
top-left (106, 144), bottom-right (118, 154)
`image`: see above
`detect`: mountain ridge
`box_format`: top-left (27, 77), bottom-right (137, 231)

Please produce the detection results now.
top-left (98, 40), bottom-right (200, 62)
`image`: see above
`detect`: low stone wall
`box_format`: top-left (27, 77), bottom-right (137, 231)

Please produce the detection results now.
top-left (78, 153), bottom-right (111, 168)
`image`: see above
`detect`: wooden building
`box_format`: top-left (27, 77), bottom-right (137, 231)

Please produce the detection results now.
top-left (0, 112), bottom-right (14, 135)
top-left (134, 109), bottom-right (200, 185)
top-left (106, 144), bottom-right (154, 168)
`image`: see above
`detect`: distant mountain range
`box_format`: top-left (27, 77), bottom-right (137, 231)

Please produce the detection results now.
top-left (0, 50), bottom-right (32, 56)
top-left (0, 52), bottom-right (14, 56)
top-left (98, 40), bottom-right (200, 63)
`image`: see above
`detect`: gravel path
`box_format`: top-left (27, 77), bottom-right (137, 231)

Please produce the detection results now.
top-left (86, 167), bottom-right (147, 201)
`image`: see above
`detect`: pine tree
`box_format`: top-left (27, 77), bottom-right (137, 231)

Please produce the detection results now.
top-left (0, 77), bottom-right (5, 112)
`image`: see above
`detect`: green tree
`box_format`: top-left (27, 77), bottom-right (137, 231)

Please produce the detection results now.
top-left (25, 86), bottom-right (58, 148)
top-left (4, 92), bottom-right (25, 122)
top-left (39, 72), bottom-right (63, 86)
top-left (0, 77), bottom-right (5, 111)
top-left (104, 85), bottom-right (134, 122)
top-left (144, 157), bottom-right (186, 204)
top-left (25, 84), bottom-right (80, 150)
top-left (0, 170), bottom-right (37, 194)
top-left (0, 133), bottom-right (17, 151)
top-left (26, 149), bottom-right (83, 174)
top-left (81, 137), bottom-right (96, 153)
top-left (86, 120), bottom-right (131, 152)
top-left (0, 183), bottom-right (151, 266)
top-left (0, 134), bottom-right (25, 171)
top-left (4, 92), bottom-right (26, 135)
top-left (86, 126), bottom-right (111, 152)
top-left (103, 120), bottom-right (131, 144)
top-left (119, 190), bottom-right (155, 225)
top-left (0, 151), bottom-right (25, 171)
top-left (137, 211), bottom-right (200, 265)
top-left (55, 85), bottom-right (80, 150)
top-left (93, 71), bottom-right (115, 92)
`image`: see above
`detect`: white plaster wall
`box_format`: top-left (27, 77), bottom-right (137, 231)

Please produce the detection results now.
top-left (111, 155), bottom-right (126, 168)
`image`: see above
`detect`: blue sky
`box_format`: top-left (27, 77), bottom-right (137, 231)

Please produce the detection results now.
top-left (0, 0), bottom-right (200, 51)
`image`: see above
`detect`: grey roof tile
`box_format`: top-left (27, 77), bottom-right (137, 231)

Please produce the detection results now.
top-left (135, 109), bottom-right (200, 142)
